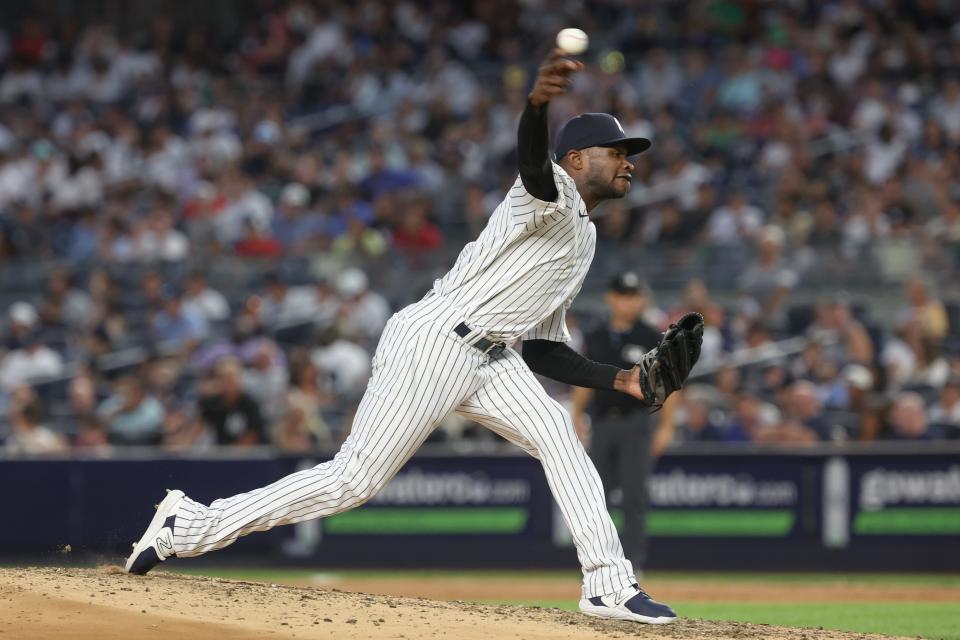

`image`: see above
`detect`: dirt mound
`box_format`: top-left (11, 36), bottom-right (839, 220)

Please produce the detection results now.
top-left (0, 567), bottom-right (906, 640)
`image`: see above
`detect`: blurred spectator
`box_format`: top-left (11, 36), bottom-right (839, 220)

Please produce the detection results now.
top-left (676, 393), bottom-right (728, 442)
top-left (134, 205), bottom-right (189, 262)
top-left (310, 327), bottom-right (371, 400)
top-left (806, 297), bottom-right (875, 367)
top-left (928, 376), bottom-right (960, 439)
top-left (235, 217), bottom-right (284, 258)
top-left (648, 149), bottom-right (711, 212)
top-left (4, 301), bottom-right (40, 350)
top-left (717, 47), bottom-right (762, 113)
top-left (192, 316), bottom-right (261, 370)
top-left (864, 123), bottom-right (908, 185)
top-left (805, 201), bottom-right (842, 250)
top-left (685, 182), bottom-right (718, 236)
top-left (141, 354), bottom-right (183, 400)
top-left (242, 338), bottom-right (289, 424)
top-left (392, 194), bottom-right (444, 260)
top-left (331, 211), bottom-right (388, 262)
top-left (823, 364), bottom-right (874, 412)
top-left (4, 385), bottom-right (68, 454)
top-left (882, 318), bottom-right (949, 390)
top-left (38, 267), bottom-right (94, 330)
top-left (738, 226), bottom-right (797, 329)
top-left (68, 363), bottom-right (98, 419)
top-left (217, 170), bottom-right (273, 247)
top-left (87, 302), bottom-right (134, 355)
top-left (74, 416), bottom-right (110, 451)
top-left (636, 48), bottom-right (682, 112)
top-left (161, 404), bottom-right (208, 451)
top-left (713, 364), bottom-right (742, 411)
top-left (258, 272), bottom-right (318, 330)
top-left (271, 182), bottom-right (326, 254)
top-left (898, 276), bottom-right (949, 340)
top-left (596, 200), bottom-right (636, 246)
top-left (836, 364), bottom-right (884, 442)
top-left (843, 191), bottom-right (891, 259)
top-left (150, 289), bottom-right (209, 353)
top-left (310, 277), bottom-right (342, 330)
top-left (361, 147), bottom-right (421, 199)
top-left (96, 376), bottom-right (165, 445)
top-left (930, 78), bottom-right (960, 142)
top-left (327, 189), bottom-right (375, 238)
top-left (138, 271), bottom-right (168, 316)
top-left (275, 358), bottom-right (335, 452)
top-left (724, 392), bottom-right (781, 444)
top-left (741, 322), bottom-right (782, 360)
top-left (334, 268), bottom-right (390, 344)
top-left (642, 199), bottom-right (697, 246)
top-left (706, 191), bottom-right (764, 246)
top-left (182, 271), bottom-right (230, 323)
top-left (197, 358), bottom-right (266, 446)
top-left (778, 380), bottom-right (830, 442)
top-left (755, 361), bottom-right (790, 404)
top-left (0, 332), bottom-right (65, 391)
top-left (884, 392), bottom-right (943, 441)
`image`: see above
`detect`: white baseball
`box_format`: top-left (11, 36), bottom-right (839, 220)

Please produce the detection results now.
top-left (556, 28), bottom-right (588, 55)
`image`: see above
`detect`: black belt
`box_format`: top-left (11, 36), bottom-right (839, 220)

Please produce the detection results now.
top-left (454, 322), bottom-right (506, 356)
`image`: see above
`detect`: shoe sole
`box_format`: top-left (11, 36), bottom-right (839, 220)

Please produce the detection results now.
top-left (579, 599), bottom-right (677, 624)
top-left (124, 489), bottom-right (184, 573)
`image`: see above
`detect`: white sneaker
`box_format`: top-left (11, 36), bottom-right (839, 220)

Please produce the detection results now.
top-left (124, 489), bottom-right (184, 575)
top-left (579, 583), bottom-right (677, 624)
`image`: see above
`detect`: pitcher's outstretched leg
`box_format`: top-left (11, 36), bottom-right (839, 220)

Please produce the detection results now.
top-left (125, 315), bottom-right (482, 574)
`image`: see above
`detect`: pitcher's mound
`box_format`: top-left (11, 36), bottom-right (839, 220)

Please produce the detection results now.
top-left (0, 567), bottom-right (902, 640)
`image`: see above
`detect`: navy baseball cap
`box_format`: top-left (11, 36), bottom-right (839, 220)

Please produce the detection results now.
top-left (608, 271), bottom-right (648, 295)
top-left (554, 113), bottom-right (651, 161)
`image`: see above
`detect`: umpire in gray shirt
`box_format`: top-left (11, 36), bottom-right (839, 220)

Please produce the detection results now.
top-left (571, 272), bottom-right (677, 575)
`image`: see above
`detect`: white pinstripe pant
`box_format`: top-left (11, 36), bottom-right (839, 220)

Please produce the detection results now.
top-left (172, 300), bottom-right (636, 598)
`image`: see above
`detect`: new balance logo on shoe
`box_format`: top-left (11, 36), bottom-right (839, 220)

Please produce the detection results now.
top-left (156, 536), bottom-right (172, 553)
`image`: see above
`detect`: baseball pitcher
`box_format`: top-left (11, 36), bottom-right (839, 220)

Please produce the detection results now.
top-left (126, 49), bottom-right (703, 625)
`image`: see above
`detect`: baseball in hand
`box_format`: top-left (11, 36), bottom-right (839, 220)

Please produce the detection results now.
top-left (556, 28), bottom-right (588, 55)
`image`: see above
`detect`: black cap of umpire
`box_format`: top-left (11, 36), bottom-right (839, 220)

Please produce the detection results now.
top-left (554, 113), bottom-right (652, 161)
top-left (608, 271), bottom-right (647, 295)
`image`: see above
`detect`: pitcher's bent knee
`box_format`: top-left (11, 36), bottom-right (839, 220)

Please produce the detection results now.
top-left (335, 469), bottom-right (388, 507)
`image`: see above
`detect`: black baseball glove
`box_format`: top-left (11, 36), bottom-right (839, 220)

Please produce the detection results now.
top-left (636, 312), bottom-right (704, 410)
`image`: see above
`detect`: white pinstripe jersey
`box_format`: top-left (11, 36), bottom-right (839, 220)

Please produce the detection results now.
top-left (430, 163), bottom-right (595, 344)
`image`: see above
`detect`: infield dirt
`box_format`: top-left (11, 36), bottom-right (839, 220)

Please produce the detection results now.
top-left (0, 566), bottom-right (927, 640)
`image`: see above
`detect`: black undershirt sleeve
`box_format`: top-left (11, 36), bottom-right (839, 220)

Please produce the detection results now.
top-left (517, 100), bottom-right (559, 202)
top-left (522, 339), bottom-right (621, 390)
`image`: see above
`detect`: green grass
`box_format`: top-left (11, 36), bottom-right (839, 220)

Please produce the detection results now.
top-left (668, 602), bottom-right (960, 640)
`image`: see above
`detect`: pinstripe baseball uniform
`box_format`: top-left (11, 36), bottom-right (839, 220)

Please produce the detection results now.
top-left (169, 163), bottom-right (638, 599)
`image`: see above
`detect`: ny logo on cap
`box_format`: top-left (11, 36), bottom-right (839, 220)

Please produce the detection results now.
top-left (613, 118), bottom-right (625, 135)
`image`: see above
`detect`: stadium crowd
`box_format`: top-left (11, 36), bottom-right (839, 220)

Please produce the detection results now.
top-left (2, 0), bottom-right (960, 455)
